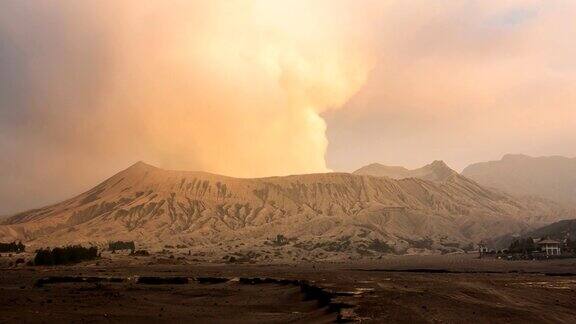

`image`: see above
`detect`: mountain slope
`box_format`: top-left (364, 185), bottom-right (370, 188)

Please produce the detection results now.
top-left (462, 154), bottom-right (576, 206)
top-left (0, 162), bottom-right (571, 259)
top-left (526, 219), bottom-right (576, 240)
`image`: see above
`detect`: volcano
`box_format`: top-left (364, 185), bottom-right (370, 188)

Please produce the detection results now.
top-left (0, 161), bottom-right (571, 260)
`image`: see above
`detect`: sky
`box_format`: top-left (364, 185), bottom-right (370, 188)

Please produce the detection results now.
top-left (0, 0), bottom-right (575, 214)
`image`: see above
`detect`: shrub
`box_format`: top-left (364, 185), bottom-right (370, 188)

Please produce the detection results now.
top-left (367, 239), bottom-right (395, 253)
top-left (108, 241), bottom-right (135, 252)
top-left (265, 234), bottom-right (292, 246)
top-left (0, 241), bottom-right (25, 253)
top-left (34, 245), bottom-right (98, 266)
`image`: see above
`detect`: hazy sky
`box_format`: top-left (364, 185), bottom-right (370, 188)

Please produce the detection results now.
top-left (1, 1), bottom-right (575, 214)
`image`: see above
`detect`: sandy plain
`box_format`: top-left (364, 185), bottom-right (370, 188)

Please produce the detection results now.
top-left (0, 253), bottom-right (575, 323)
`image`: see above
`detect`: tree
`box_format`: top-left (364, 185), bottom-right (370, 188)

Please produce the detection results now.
top-left (0, 241), bottom-right (25, 253)
top-left (508, 237), bottom-right (536, 254)
top-left (34, 245), bottom-right (99, 266)
top-left (565, 238), bottom-right (576, 253)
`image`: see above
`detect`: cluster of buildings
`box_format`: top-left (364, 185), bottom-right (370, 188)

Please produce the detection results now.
top-left (478, 237), bottom-right (564, 256)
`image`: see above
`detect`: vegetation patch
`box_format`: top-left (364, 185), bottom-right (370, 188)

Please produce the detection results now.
top-left (264, 234), bottom-right (296, 247)
top-left (405, 238), bottom-right (434, 249)
top-left (294, 238), bottom-right (351, 252)
top-left (367, 239), bottom-right (395, 253)
top-left (316, 239), bottom-right (351, 252)
top-left (508, 237), bottom-right (536, 254)
top-left (108, 241), bottom-right (135, 252)
top-left (0, 241), bottom-right (25, 253)
top-left (34, 245), bottom-right (98, 266)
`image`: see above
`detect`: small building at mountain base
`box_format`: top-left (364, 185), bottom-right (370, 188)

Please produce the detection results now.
top-left (478, 241), bottom-right (489, 255)
top-left (537, 239), bottom-right (561, 256)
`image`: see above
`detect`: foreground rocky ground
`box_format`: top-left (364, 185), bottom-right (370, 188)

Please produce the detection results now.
top-left (1, 253), bottom-right (575, 323)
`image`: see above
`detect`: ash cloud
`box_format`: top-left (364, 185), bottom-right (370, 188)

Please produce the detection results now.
top-left (0, 1), bottom-right (378, 213)
top-left (327, 0), bottom-right (576, 171)
top-left (1, 1), bottom-right (575, 214)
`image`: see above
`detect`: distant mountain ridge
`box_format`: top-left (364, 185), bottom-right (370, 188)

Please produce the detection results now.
top-left (0, 161), bottom-right (572, 260)
top-left (353, 160), bottom-right (457, 182)
top-left (462, 154), bottom-right (576, 206)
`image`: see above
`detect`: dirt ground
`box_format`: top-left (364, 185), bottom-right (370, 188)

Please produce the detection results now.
top-left (0, 253), bottom-right (575, 323)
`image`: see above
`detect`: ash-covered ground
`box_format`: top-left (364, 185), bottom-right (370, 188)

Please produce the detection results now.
top-left (1, 253), bottom-right (575, 323)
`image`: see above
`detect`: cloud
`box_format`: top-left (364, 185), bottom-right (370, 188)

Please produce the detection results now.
top-left (326, 0), bottom-right (576, 171)
top-left (0, 0), bottom-right (380, 213)
top-left (1, 1), bottom-right (575, 214)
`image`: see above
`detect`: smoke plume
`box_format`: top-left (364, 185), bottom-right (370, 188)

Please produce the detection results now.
top-left (3, 1), bottom-right (575, 214)
top-left (0, 1), bottom-right (379, 213)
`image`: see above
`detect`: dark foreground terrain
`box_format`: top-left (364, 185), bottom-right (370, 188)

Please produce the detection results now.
top-left (1, 254), bottom-right (575, 323)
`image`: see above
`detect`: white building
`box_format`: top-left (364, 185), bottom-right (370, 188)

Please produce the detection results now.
top-left (537, 239), bottom-right (561, 256)
top-left (478, 241), bottom-right (489, 254)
